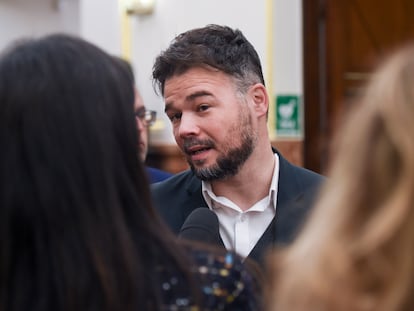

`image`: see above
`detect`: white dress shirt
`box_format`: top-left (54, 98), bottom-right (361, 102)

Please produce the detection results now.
top-left (202, 154), bottom-right (280, 258)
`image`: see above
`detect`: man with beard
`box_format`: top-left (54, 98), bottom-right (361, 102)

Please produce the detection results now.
top-left (151, 24), bottom-right (324, 264)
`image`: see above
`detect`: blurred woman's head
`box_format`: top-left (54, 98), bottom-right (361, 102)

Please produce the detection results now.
top-left (0, 34), bottom-right (180, 311)
top-left (267, 44), bottom-right (414, 311)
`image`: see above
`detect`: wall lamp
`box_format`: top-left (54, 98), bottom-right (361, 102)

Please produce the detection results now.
top-left (125, 0), bottom-right (156, 15)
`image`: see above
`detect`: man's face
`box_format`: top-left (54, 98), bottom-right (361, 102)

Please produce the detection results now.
top-left (134, 89), bottom-right (148, 162)
top-left (163, 67), bottom-right (258, 181)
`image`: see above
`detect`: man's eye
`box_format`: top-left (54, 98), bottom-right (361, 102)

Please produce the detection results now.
top-left (198, 104), bottom-right (209, 112)
top-left (168, 112), bottom-right (182, 122)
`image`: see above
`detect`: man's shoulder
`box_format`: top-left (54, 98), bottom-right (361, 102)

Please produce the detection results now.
top-left (278, 153), bottom-right (325, 185)
top-left (150, 170), bottom-right (205, 233)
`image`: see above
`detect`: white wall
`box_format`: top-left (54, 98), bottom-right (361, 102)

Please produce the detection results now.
top-left (0, 0), bottom-right (302, 143)
top-left (0, 0), bottom-right (79, 52)
top-left (274, 0), bottom-right (302, 95)
top-left (79, 0), bottom-right (121, 56)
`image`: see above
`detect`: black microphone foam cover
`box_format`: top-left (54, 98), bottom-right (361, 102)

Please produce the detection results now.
top-left (178, 208), bottom-right (221, 245)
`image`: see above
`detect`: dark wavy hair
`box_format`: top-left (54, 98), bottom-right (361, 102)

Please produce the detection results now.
top-left (0, 34), bottom-right (192, 311)
top-left (152, 24), bottom-right (265, 96)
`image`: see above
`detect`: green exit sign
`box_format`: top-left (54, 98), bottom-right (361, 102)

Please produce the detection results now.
top-left (275, 95), bottom-right (302, 138)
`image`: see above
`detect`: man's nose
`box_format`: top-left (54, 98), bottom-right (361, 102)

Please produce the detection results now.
top-left (177, 114), bottom-right (200, 138)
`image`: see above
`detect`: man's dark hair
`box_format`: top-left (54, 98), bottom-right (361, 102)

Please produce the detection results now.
top-left (152, 24), bottom-right (265, 95)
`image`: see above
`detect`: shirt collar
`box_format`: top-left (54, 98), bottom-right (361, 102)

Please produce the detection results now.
top-left (201, 153), bottom-right (280, 211)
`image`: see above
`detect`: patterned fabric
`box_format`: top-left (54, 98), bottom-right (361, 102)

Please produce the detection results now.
top-left (157, 247), bottom-right (261, 310)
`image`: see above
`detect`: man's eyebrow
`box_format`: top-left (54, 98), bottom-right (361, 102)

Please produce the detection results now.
top-left (165, 91), bottom-right (213, 113)
top-left (186, 90), bottom-right (213, 101)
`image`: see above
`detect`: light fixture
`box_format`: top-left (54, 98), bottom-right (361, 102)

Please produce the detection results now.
top-left (125, 0), bottom-right (156, 16)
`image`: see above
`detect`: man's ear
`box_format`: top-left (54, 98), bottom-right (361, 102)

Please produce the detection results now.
top-left (249, 83), bottom-right (269, 117)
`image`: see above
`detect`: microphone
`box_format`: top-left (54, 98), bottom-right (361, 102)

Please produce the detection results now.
top-left (178, 208), bottom-right (222, 245)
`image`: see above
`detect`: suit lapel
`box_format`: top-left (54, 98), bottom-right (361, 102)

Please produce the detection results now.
top-left (182, 176), bottom-right (226, 249)
top-left (179, 174), bottom-right (208, 226)
top-left (248, 217), bottom-right (277, 263)
top-left (247, 152), bottom-right (309, 263)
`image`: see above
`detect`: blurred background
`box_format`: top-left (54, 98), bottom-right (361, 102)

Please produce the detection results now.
top-left (1, 0), bottom-right (413, 174)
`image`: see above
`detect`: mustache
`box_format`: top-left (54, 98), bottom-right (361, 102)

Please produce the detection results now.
top-left (183, 138), bottom-right (215, 153)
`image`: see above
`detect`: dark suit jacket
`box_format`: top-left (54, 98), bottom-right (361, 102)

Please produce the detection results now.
top-left (151, 149), bottom-right (325, 264)
top-left (146, 166), bottom-right (173, 184)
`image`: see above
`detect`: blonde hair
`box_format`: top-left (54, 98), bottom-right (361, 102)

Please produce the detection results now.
top-left (267, 44), bottom-right (414, 311)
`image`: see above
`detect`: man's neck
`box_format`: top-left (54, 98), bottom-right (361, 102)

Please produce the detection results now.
top-left (209, 146), bottom-right (276, 211)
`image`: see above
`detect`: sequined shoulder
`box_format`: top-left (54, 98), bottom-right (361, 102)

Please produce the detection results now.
top-left (157, 247), bottom-right (261, 310)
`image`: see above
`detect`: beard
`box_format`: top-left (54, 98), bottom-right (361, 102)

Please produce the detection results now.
top-left (185, 109), bottom-right (257, 181)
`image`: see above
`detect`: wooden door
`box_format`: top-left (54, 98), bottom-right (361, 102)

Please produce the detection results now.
top-left (303, 0), bottom-right (414, 174)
